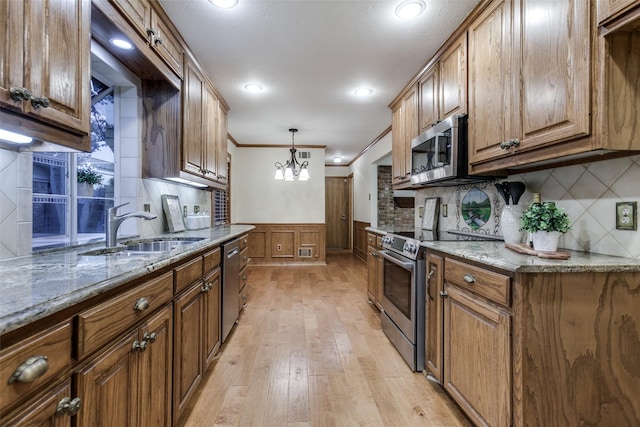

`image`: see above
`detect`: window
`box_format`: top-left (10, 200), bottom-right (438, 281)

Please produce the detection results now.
top-left (213, 189), bottom-right (228, 225)
top-left (32, 77), bottom-right (116, 250)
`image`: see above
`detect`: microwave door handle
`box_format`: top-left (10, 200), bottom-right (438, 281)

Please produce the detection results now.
top-left (434, 133), bottom-right (446, 167)
top-left (379, 250), bottom-right (415, 272)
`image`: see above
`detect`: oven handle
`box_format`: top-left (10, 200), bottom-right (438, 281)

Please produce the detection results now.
top-left (379, 250), bottom-right (415, 272)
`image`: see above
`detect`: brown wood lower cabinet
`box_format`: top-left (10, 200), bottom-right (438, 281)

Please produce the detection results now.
top-left (247, 224), bottom-right (326, 264)
top-left (426, 250), bottom-right (640, 427)
top-left (366, 232), bottom-right (384, 309)
top-left (0, 379), bottom-right (75, 426)
top-left (76, 305), bottom-right (173, 427)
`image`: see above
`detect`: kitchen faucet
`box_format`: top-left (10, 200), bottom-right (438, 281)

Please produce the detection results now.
top-left (106, 202), bottom-right (157, 247)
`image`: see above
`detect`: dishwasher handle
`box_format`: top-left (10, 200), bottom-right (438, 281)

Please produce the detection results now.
top-left (227, 247), bottom-right (240, 258)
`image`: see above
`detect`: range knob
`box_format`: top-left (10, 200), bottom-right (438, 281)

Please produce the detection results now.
top-left (404, 243), bottom-right (417, 254)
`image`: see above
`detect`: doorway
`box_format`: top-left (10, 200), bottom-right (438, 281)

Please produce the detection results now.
top-left (325, 177), bottom-right (350, 250)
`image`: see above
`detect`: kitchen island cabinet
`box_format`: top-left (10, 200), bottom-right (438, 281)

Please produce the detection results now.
top-left (423, 242), bottom-right (640, 427)
top-left (0, 0), bottom-right (90, 150)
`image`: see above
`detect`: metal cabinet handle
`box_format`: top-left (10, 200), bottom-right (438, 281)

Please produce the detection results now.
top-left (463, 274), bottom-right (476, 283)
top-left (133, 298), bottom-right (149, 311)
top-left (439, 290), bottom-right (448, 298)
top-left (143, 332), bottom-right (157, 343)
top-left (146, 28), bottom-right (156, 37)
top-left (426, 269), bottom-right (435, 301)
top-left (56, 397), bottom-right (82, 416)
top-left (10, 87), bottom-right (32, 101)
top-left (154, 37), bottom-right (163, 46)
top-left (8, 355), bottom-right (49, 384)
top-left (510, 139), bottom-right (520, 147)
top-left (132, 339), bottom-right (147, 352)
top-left (30, 96), bottom-right (50, 109)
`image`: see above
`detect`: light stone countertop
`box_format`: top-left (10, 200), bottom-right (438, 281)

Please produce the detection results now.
top-left (0, 224), bottom-right (254, 336)
top-left (365, 227), bottom-right (640, 273)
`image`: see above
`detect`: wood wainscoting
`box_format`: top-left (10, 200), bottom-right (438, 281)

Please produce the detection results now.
top-left (246, 224), bottom-right (326, 264)
top-left (353, 221), bottom-right (370, 262)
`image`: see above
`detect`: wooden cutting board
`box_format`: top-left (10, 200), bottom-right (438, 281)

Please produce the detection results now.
top-left (505, 242), bottom-right (571, 259)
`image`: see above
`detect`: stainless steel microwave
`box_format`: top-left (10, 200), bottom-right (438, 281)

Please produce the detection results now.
top-left (410, 114), bottom-right (496, 186)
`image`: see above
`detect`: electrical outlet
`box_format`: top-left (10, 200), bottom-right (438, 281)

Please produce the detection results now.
top-left (616, 201), bottom-right (637, 230)
top-left (442, 204), bottom-right (448, 217)
top-left (277, 243), bottom-right (282, 251)
top-left (143, 204), bottom-right (150, 213)
top-left (194, 205), bottom-right (200, 214)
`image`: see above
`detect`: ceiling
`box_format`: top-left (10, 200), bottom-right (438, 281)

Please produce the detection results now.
top-left (158, 0), bottom-right (480, 165)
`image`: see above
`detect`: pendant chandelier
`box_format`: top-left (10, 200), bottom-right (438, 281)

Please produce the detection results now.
top-left (274, 128), bottom-right (310, 181)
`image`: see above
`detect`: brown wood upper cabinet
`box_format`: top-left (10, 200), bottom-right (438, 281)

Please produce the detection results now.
top-left (419, 34), bottom-right (467, 133)
top-left (468, 0), bottom-right (640, 174)
top-left (0, 0), bottom-right (90, 150)
top-left (182, 55), bottom-right (229, 186)
top-left (109, 0), bottom-right (183, 78)
top-left (391, 84), bottom-right (418, 188)
top-left (598, 0), bottom-right (640, 25)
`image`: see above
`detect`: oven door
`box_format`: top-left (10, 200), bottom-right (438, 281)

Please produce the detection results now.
top-left (379, 250), bottom-right (416, 342)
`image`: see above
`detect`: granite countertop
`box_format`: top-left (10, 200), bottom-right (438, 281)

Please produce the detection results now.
top-left (0, 224), bottom-right (254, 336)
top-left (365, 227), bottom-right (640, 273)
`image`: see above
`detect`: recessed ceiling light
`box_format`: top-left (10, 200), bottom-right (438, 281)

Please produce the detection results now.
top-left (244, 83), bottom-right (263, 93)
top-left (0, 129), bottom-right (33, 145)
top-left (333, 157), bottom-right (342, 163)
top-left (209, 0), bottom-right (239, 9)
top-left (110, 38), bottom-right (133, 50)
top-left (395, 0), bottom-right (426, 19)
top-left (354, 88), bottom-right (373, 96)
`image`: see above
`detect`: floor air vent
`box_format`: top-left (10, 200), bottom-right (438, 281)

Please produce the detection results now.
top-left (298, 248), bottom-right (313, 258)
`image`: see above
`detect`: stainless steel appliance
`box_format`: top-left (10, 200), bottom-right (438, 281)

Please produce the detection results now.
top-left (379, 229), bottom-right (501, 371)
top-left (221, 237), bottom-right (241, 343)
top-left (410, 114), bottom-right (501, 186)
top-left (379, 232), bottom-right (425, 372)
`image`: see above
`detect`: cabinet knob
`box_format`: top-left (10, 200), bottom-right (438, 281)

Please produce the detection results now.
top-left (7, 355), bottom-right (49, 384)
top-left (133, 297), bottom-right (149, 312)
top-left (9, 87), bottom-right (32, 101)
top-left (56, 397), bottom-right (82, 416)
top-left (439, 290), bottom-right (448, 298)
top-left (132, 339), bottom-right (148, 352)
top-left (143, 332), bottom-right (157, 343)
top-left (30, 96), bottom-right (50, 109)
top-left (463, 274), bottom-right (476, 283)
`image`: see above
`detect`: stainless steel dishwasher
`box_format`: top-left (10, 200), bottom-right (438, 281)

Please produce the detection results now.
top-left (221, 237), bottom-right (241, 343)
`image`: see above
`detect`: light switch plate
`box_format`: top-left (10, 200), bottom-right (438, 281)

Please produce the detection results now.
top-left (616, 201), bottom-right (637, 230)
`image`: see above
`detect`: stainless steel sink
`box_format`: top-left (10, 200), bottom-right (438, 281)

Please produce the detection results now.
top-left (80, 237), bottom-right (206, 256)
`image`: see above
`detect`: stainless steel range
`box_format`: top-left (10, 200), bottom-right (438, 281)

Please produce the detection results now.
top-left (378, 229), bottom-right (501, 371)
top-left (379, 232), bottom-right (426, 372)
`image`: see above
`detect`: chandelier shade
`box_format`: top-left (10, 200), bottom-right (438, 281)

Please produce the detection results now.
top-left (274, 128), bottom-right (310, 181)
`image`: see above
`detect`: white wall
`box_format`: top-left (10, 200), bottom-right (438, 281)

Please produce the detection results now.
top-left (349, 132), bottom-right (392, 226)
top-left (231, 146), bottom-right (325, 223)
top-left (325, 166), bottom-right (349, 177)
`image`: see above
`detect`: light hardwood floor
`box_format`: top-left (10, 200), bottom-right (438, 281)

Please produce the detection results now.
top-left (180, 252), bottom-right (470, 427)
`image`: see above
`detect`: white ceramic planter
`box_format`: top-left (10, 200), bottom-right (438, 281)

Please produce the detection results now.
top-left (500, 204), bottom-right (525, 243)
top-left (532, 231), bottom-right (562, 252)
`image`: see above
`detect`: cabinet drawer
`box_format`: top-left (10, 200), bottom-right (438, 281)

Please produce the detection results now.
top-left (240, 248), bottom-right (250, 270)
top-left (203, 247), bottom-right (221, 273)
top-left (239, 234), bottom-right (249, 251)
top-left (239, 283), bottom-right (249, 309)
top-left (0, 321), bottom-right (72, 413)
top-left (445, 258), bottom-right (510, 306)
top-left (367, 233), bottom-right (376, 246)
top-left (77, 272), bottom-right (173, 359)
top-left (174, 256), bottom-right (203, 293)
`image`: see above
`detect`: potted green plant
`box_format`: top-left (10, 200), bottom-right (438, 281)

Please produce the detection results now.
top-left (520, 201), bottom-right (572, 252)
top-left (77, 164), bottom-right (102, 197)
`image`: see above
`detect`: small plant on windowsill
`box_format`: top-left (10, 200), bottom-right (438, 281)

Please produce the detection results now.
top-left (521, 202), bottom-right (572, 252)
top-left (77, 164), bottom-right (103, 185)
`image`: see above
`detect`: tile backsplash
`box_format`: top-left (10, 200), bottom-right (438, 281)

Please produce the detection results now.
top-left (416, 155), bottom-right (640, 260)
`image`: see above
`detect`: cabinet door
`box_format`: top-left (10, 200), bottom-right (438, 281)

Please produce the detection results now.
top-left (444, 284), bottom-right (511, 427)
top-left (0, 0), bottom-right (90, 135)
top-left (375, 249), bottom-right (384, 310)
top-left (391, 103), bottom-right (406, 186)
top-left (425, 253), bottom-right (443, 383)
top-left (216, 102), bottom-right (229, 185)
top-left (598, 0), bottom-right (640, 23)
top-left (138, 306), bottom-right (173, 427)
top-left (76, 330), bottom-right (138, 427)
top-left (419, 65), bottom-right (439, 132)
top-left (367, 246), bottom-right (377, 302)
top-left (439, 34), bottom-right (467, 118)
top-left (468, 0), bottom-right (515, 166)
top-left (110, 0), bottom-right (152, 41)
top-left (203, 86), bottom-right (218, 178)
top-left (150, 10), bottom-right (184, 79)
top-left (0, 379), bottom-right (73, 426)
top-left (515, 0), bottom-right (590, 150)
top-left (173, 282), bottom-right (203, 422)
top-left (183, 58), bottom-right (205, 176)
top-left (203, 268), bottom-right (221, 369)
